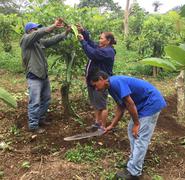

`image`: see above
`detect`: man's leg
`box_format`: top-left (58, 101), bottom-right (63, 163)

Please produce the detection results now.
top-left (87, 85), bottom-right (108, 129)
top-left (92, 88), bottom-right (108, 129)
top-left (94, 109), bottom-right (102, 125)
top-left (100, 109), bottom-right (108, 128)
top-left (39, 78), bottom-right (51, 122)
top-left (128, 119), bottom-right (135, 160)
top-left (94, 108), bottom-right (108, 128)
top-left (127, 112), bottom-right (160, 176)
top-left (27, 78), bottom-right (42, 130)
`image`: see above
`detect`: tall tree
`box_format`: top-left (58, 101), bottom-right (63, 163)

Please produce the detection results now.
top-left (78, 0), bottom-right (121, 12)
top-left (124, 0), bottom-right (130, 37)
top-left (152, 0), bottom-right (162, 12)
top-left (151, 1), bottom-right (163, 76)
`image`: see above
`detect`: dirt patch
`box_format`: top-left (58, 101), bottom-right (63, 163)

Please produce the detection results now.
top-left (1, 90), bottom-right (185, 179)
top-left (158, 95), bottom-right (185, 136)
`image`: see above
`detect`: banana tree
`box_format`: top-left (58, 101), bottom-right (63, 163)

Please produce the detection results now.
top-left (141, 44), bottom-right (185, 120)
top-left (0, 87), bottom-right (17, 108)
top-left (141, 5), bottom-right (185, 121)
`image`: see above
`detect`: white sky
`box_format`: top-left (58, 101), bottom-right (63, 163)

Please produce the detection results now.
top-left (65, 0), bottom-right (185, 13)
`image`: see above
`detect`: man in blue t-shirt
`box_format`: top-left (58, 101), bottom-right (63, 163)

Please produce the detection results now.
top-left (91, 71), bottom-right (166, 180)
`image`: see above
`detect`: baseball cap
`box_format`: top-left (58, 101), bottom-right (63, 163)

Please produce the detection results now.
top-left (25, 22), bottom-right (42, 32)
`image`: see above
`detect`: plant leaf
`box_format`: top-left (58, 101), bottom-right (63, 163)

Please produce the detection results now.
top-left (141, 58), bottom-right (176, 71)
top-left (179, 43), bottom-right (185, 51)
top-left (165, 45), bottom-right (185, 66)
top-left (71, 24), bottom-right (78, 39)
top-left (180, 5), bottom-right (185, 17)
top-left (0, 87), bottom-right (17, 108)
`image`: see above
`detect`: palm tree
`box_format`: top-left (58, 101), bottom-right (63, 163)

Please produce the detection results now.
top-left (152, 1), bottom-right (162, 12)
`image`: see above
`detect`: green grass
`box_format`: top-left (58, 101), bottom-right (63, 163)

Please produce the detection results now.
top-left (0, 39), bottom-right (177, 79)
top-left (0, 42), bottom-right (23, 74)
top-left (114, 40), bottom-right (153, 76)
top-left (65, 143), bottom-right (110, 163)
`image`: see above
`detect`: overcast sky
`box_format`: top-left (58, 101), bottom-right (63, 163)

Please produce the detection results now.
top-left (65, 0), bottom-right (185, 13)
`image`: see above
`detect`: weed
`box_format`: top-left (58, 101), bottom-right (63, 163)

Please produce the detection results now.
top-left (0, 171), bottom-right (4, 178)
top-left (21, 161), bottom-right (31, 169)
top-left (100, 170), bottom-right (115, 180)
top-left (152, 175), bottom-right (164, 180)
top-left (0, 141), bottom-right (12, 151)
top-left (65, 143), bottom-right (109, 163)
top-left (10, 125), bottom-right (20, 136)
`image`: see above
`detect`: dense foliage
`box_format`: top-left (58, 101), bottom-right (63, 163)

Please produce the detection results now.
top-left (0, 0), bottom-right (185, 114)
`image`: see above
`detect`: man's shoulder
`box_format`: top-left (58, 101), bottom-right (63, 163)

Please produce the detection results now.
top-left (20, 34), bottom-right (29, 42)
top-left (110, 75), bottom-right (125, 81)
top-left (109, 76), bottom-right (122, 87)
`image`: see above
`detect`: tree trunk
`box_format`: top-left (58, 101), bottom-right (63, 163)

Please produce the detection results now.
top-left (60, 82), bottom-right (74, 118)
top-left (152, 43), bottom-right (162, 77)
top-left (175, 70), bottom-right (185, 122)
top-left (124, 0), bottom-right (130, 37)
top-left (60, 51), bottom-right (76, 118)
top-left (153, 67), bottom-right (158, 77)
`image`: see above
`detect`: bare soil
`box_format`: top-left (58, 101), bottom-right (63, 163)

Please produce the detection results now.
top-left (0, 70), bottom-right (185, 180)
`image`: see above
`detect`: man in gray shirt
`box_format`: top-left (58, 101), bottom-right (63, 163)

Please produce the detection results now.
top-left (20, 18), bottom-right (71, 133)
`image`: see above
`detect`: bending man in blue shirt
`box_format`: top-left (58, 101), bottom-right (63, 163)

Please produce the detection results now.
top-left (91, 71), bottom-right (167, 180)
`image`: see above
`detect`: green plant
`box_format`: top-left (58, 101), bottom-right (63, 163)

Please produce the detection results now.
top-left (21, 161), bottom-right (31, 169)
top-left (10, 125), bottom-right (20, 135)
top-left (0, 87), bottom-right (17, 108)
top-left (152, 175), bottom-right (164, 180)
top-left (0, 141), bottom-right (12, 151)
top-left (65, 143), bottom-right (109, 163)
top-left (0, 14), bottom-right (14, 52)
top-left (0, 171), bottom-right (4, 178)
top-left (100, 170), bottom-right (115, 180)
top-left (19, 1), bottom-right (122, 117)
top-left (0, 50), bottom-right (23, 73)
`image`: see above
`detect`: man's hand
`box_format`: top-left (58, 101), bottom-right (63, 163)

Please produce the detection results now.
top-left (65, 25), bottom-right (72, 35)
top-left (76, 23), bottom-right (84, 33)
top-left (77, 34), bottom-right (84, 41)
top-left (132, 123), bottom-right (140, 139)
top-left (54, 18), bottom-right (65, 28)
top-left (104, 105), bottom-right (124, 134)
top-left (104, 124), bottom-right (114, 134)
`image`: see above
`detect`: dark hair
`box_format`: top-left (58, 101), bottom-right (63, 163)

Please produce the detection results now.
top-left (102, 32), bottom-right (116, 45)
top-left (91, 71), bottom-right (109, 82)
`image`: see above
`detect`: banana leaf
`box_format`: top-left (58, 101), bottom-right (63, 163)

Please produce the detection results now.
top-left (141, 58), bottom-right (176, 71)
top-left (71, 24), bottom-right (78, 39)
top-left (0, 87), bottom-right (17, 108)
top-left (165, 45), bottom-right (185, 66)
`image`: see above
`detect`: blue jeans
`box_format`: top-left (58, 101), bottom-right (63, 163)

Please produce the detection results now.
top-left (27, 78), bottom-right (51, 130)
top-left (127, 111), bottom-right (160, 176)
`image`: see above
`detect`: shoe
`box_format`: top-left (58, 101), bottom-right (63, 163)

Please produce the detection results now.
top-left (29, 128), bottom-right (45, 134)
top-left (115, 169), bottom-right (140, 180)
top-left (91, 122), bottom-right (101, 128)
top-left (39, 120), bottom-right (51, 126)
top-left (86, 122), bottom-right (101, 131)
top-left (97, 126), bottom-right (105, 133)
